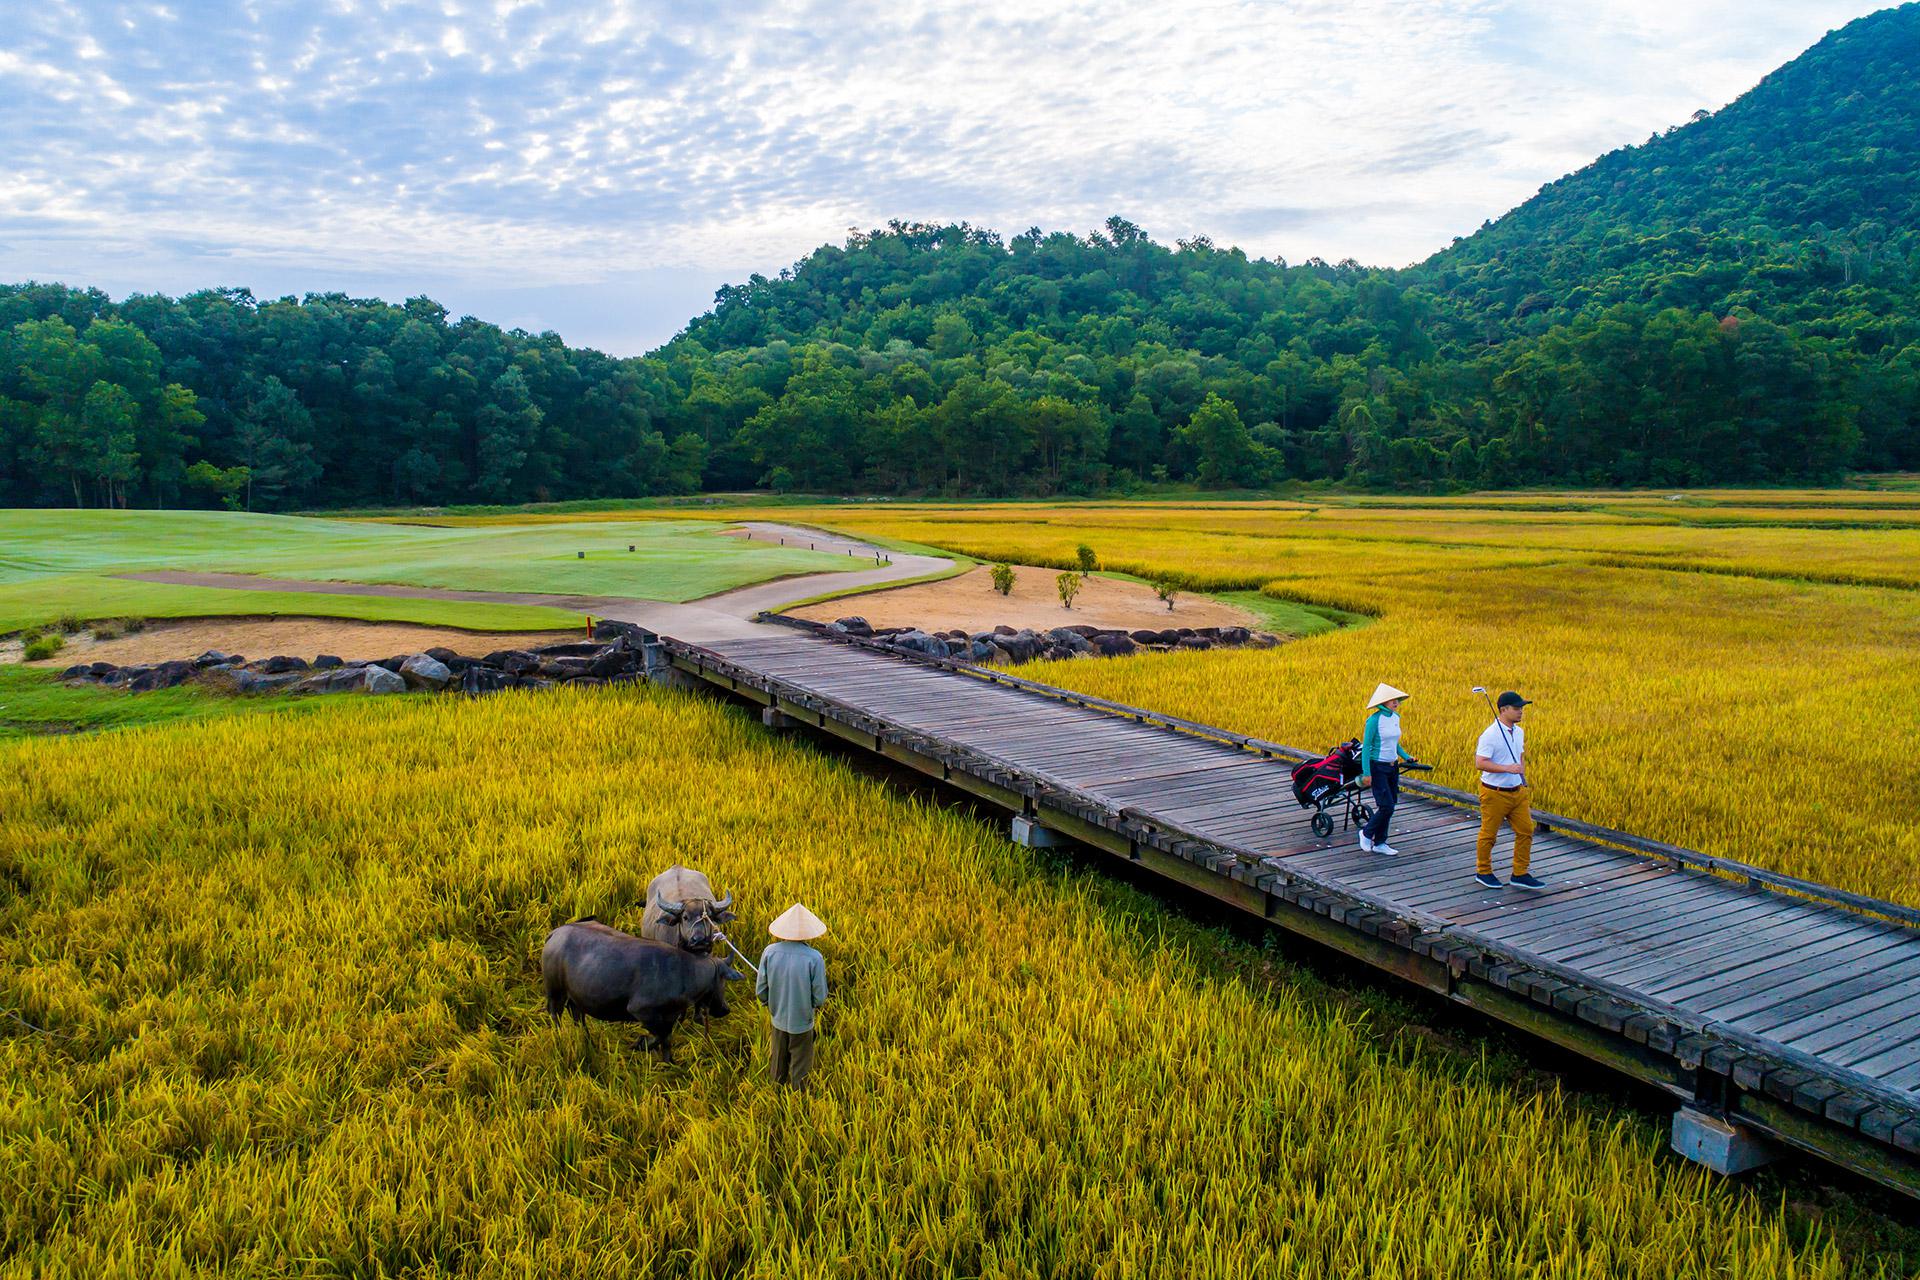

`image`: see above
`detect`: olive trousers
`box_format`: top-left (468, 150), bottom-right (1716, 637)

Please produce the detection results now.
top-left (1476, 783), bottom-right (1535, 876)
top-left (768, 1026), bottom-right (816, 1089)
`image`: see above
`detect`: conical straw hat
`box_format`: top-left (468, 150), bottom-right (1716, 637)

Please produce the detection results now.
top-left (768, 902), bottom-right (827, 941)
top-left (1366, 683), bottom-right (1411, 709)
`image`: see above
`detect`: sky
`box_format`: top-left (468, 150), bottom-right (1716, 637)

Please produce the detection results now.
top-left (0, 0), bottom-right (1893, 355)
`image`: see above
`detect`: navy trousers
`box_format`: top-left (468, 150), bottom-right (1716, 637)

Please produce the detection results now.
top-left (1363, 762), bottom-right (1399, 842)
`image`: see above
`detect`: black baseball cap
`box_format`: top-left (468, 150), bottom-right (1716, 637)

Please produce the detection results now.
top-left (1497, 691), bottom-right (1532, 709)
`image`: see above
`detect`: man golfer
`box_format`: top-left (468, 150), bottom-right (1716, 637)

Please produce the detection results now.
top-left (1474, 691), bottom-right (1543, 890)
top-left (757, 903), bottom-right (829, 1089)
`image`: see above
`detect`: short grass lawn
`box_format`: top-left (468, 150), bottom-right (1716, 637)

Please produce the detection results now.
top-left (0, 511), bottom-right (859, 633)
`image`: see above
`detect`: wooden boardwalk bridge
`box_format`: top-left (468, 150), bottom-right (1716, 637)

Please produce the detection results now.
top-left (643, 623), bottom-right (1920, 1196)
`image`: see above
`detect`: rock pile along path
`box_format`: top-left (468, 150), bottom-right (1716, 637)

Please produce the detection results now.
top-left (116, 523), bottom-right (953, 643)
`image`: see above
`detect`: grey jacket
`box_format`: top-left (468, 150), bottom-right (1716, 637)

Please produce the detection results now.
top-left (756, 941), bottom-right (828, 1034)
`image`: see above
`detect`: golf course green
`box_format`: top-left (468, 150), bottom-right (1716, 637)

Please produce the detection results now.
top-left (0, 511), bottom-right (860, 634)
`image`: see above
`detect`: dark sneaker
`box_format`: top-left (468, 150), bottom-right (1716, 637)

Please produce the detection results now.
top-left (1472, 873), bottom-right (1503, 889)
top-left (1509, 873), bottom-right (1546, 891)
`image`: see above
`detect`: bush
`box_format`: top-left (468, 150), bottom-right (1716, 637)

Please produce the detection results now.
top-left (91, 623), bottom-right (120, 642)
top-left (57, 615), bottom-right (85, 634)
top-left (24, 634), bottom-right (64, 661)
top-left (1155, 580), bottom-right (1179, 611)
top-left (990, 563), bottom-right (1016, 596)
top-left (123, 617), bottom-right (147, 634)
top-left (1057, 571), bottom-right (1083, 610)
top-left (1076, 544), bottom-right (1099, 574)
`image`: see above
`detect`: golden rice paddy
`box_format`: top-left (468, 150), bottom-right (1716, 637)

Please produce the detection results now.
top-left (735, 496), bottom-right (1920, 905)
top-left (3, 687), bottom-right (1910, 1276)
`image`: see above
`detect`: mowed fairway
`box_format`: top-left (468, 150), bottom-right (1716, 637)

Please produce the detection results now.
top-left (701, 493), bottom-right (1920, 906)
top-left (0, 511), bottom-right (859, 634)
top-left (2, 686), bottom-right (1905, 1278)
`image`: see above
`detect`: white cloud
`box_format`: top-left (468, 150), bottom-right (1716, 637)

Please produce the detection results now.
top-left (0, 0), bottom-right (1890, 351)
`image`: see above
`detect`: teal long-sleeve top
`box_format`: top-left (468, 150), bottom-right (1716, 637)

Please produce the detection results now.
top-left (756, 940), bottom-right (829, 1034)
top-left (1360, 706), bottom-right (1413, 778)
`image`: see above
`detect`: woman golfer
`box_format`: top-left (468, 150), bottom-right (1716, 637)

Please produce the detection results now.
top-left (1359, 683), bottom-right (1416, 855)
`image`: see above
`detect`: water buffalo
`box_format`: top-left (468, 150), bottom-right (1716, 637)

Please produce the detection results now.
top-left (640, 864), bottom-right (736, 955)
top-left (541, 917), bottom-right (743, 1061)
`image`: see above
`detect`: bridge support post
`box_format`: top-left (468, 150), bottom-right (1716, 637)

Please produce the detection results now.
top-left (1671, 1108), bottom-right (1777, 1176)
top-left (1011, 816), bottom-right (1065, 848)
top-left (762, 706), bottom-right (798, 731)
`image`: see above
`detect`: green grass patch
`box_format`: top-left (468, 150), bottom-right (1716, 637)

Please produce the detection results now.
top-left (0, 666), bottom-right (280, 740)
top-left (1212, 590), bottom-right (1367, 637)
top-left (0, 575), bottom-right (586, 635)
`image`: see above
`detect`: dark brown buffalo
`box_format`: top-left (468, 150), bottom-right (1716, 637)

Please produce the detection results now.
top-left (541, 918), bottom-right (743, 1061)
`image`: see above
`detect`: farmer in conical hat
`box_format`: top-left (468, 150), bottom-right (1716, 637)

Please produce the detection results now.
top-left (757, 903), bottom-right (830, 1089)
top-left (1359, 683), bottom-right (1416, 857)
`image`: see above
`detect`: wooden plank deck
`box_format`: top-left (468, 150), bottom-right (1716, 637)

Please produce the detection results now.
top-left (659, 628), bottom-right (1920, 1194)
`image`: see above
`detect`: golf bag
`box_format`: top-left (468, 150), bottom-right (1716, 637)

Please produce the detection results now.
top-left (1290, 740), bottom-right (1363, 808)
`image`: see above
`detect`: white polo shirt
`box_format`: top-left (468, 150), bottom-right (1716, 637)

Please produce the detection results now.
top-left (1477, 720), bottom-right (1525, 788)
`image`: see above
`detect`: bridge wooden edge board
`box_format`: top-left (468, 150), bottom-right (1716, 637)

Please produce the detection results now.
top-left (756, 614), bottom-right (1920, 935)
top-left (656, 630), bottom-right (1920, 1197)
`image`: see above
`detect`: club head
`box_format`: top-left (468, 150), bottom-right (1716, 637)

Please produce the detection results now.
top-left (1471, 686), bottom-right (1487, 694)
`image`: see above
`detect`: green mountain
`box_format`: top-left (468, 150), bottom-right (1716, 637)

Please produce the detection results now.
top-left (2, 5), bottom-right (1917, 508)
top-left (1420, 2), bottom-right (1920, 344)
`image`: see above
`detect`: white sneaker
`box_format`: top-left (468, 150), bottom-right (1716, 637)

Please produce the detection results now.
top-left (1358, 833), bottom-right (1375, 853)
top-left (1374, 842), bottom-right (1401, 857)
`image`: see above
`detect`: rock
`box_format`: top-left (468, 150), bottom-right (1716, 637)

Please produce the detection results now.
top-left (424, 647), bottom-right (460, 664)
top-left (593, 619), bottom-right (646, 643)
top-left (1177, 636), bottom-right (1214, 650)
top-left (441, 655), bottom-right (476, 672)
top-left (460, 667), bottom-right (514, 695)
top-left (362, 665), bottom-right (406, 694)
top-left (537, 656), bottom-right (596, 680)
top-left (289, 668), bottom-right (364, 695)
top-left (966, 639), bottom-right (997, 663)
top-left (1129, 629), bottom-right (1164, 645)
top-left (128, 660), bottom-right (196, 692)
top-left (828, 616), bottom-right (873, 637)
top-left (993, 624), bottom-right (1017, 636)
top-left (989, 642), bottom-right (1019, 665)
top-left (314, 654), bottom-right (344, 669)
top-left (1249, 632), bottom-right (1281, 648)
top-left (200, 668), bottom-right (305, 695)
top-left (1092, 633), bottom-right (1137, 657)
top-left (252, 655), bottom-right (310, 674)
top-left (193, 650), bottom-right (239, 668)
top-left (1219, 626), bottom-right (1250, 645)
top-left (889, 629), bottom-right (951, 660)
top-left (484, 650), bottom-right (540, 675)
top-left (1063, 624), bottom-right (1100, 638)
top-left (943, 629), bottom-right (968, 641)
top-left (588, 647), bottom-right (635, 677)
top-left (1195, 627), bottom-right (1221, 640)
top-left (399, 653), bottom-right (453, 690)
top-left (534, 641), bottom-right (603, 658)
top-left (61, 663), bottom-right (94, 680)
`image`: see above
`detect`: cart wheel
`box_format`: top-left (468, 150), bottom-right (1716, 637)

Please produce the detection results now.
top-left (1353, 803), bottom-right (1373, 828)
top-left (1311, 812), bottom-right (1333, 838)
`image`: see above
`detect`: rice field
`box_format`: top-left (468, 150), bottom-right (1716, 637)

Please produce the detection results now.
top-left (712, 496), bottom-right (1920, 907)
top-left (4, 685), bottom-right (1913, 1277)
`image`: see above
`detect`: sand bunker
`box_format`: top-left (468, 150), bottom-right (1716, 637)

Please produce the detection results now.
top-left (789, 564), bottom-right (1255, 633)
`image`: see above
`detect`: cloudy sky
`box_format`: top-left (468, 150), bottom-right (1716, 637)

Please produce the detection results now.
top-left (0, 0), bottom-right (1889, 354)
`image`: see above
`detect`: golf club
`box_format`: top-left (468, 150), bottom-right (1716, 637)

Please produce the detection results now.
top-left (1471, 685), bottom-right (1499, 717)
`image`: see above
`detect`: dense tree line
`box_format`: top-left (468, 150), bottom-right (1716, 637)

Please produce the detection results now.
top-left (2, 7), bottom-right (1916, 508)
top-left (0, 286), bottom-right (700, 510)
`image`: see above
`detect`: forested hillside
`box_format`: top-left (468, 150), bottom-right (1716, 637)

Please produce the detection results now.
top-left (3, 4), bottom-right (1917, 508)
